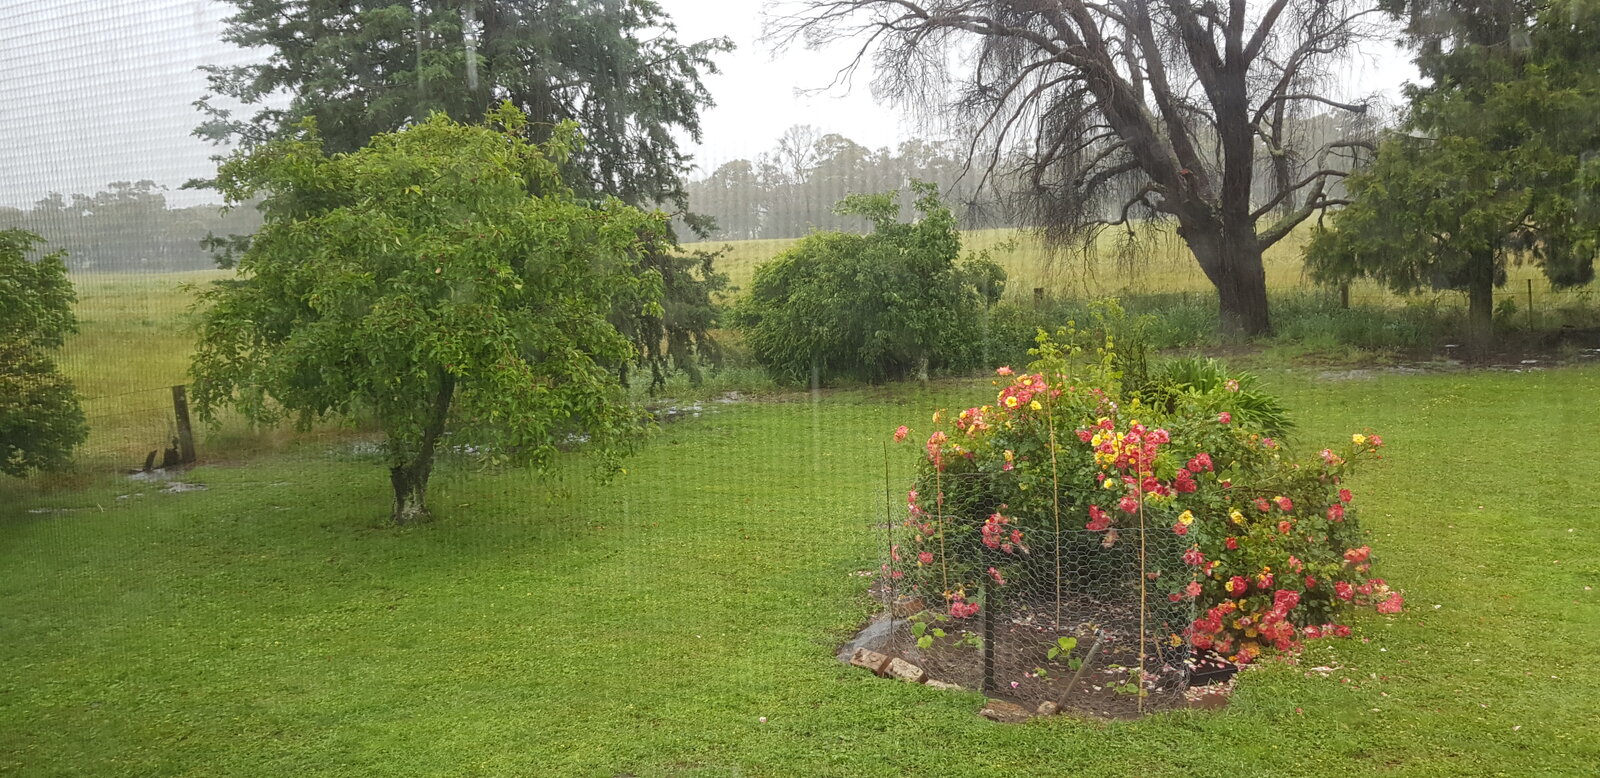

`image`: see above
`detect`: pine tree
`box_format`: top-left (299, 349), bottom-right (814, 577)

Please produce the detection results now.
top-left (1306, 0), bottom-right (1600, 342)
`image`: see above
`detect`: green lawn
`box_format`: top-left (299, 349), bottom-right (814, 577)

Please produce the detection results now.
top-left (3, 366), bottom-right (1598, 776)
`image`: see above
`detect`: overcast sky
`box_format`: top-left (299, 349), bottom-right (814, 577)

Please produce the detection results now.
top-left (0, 0), bottom-right (1417, 209)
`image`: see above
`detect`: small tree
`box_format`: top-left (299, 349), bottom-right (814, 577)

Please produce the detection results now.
top-left (195, 0), bottom-right (732, 389)
top-left (734, 183), bottom-right (1004, 384)
top-left (0, 230), bottom-right (87, 476)
top-left (191, 108), bottom-right (666, 523)
top-left (1305, 0), bottom-right (1600, 342)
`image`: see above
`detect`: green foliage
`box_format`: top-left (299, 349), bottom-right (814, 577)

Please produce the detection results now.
top-left (198, 0), bottom-right (729, 213)
top-left (614, 246), bottom-right (729, 393)
top-left (1140, 357), bottom-right (1295, 439)
top-left (897, 327), bottom-right (1393, 666)
top-left (1306, 0), bottom-right (1600, 339)
top-left (196, 0), bottom-right (731, 387)
top-left (734, 183), bottom-right (1006, 384)
top-left (0, 230), bottom-right (87, 476)
top-left (190, 108), bottom-right (665, 521)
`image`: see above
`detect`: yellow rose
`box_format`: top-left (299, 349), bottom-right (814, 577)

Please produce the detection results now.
top-left (1005, 396), bottom-right (1019, 408)
top-left (1103, 478), bottom-right (1118, 489)
top-left (1179, 510), bottom-right (1195, 526)
top-left (1352, 433), bottom-right (1367, 445)
top-left (1029, 400), bottom-right (1042, 411)
top-left (1229, 509), bottom-right (1244, 524)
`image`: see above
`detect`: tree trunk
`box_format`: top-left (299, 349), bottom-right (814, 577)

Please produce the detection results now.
top-left (1468, 260), bottom-right (1495, 348)
top-left (1185, 224), bottom-right (1272, 337)
top-left (390, 462), bottom-right (432, 525)
top-left (388, 372), bottom-right (455, 525)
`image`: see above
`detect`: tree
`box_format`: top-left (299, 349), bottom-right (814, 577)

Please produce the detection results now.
top-left (0, 230), bottom-right (87, 476)
top-left (679, 129), bottom-right (1016, 241)
top-left (769, 0), bottom-right (1384, 335)
top-left (190, 108), bottom-right (667, 523)
top-left (196, 0), bottom-right (730, 387)
top-left (734, 183), bottom-right (1005, 384)
top-left (1305, 0), bottom-right (1600, 341)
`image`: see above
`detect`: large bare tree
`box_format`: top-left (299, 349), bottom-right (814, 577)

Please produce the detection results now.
top-left (767, 0), bottom-right (1384, 334)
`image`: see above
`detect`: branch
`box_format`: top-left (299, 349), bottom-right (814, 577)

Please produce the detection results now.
top-left (1241, 0), bottom-right (1291, 64)
top-left (1250, 169), bottom-right (1348, 221)
top-left (1251, 93), bottom-right (1369, 126)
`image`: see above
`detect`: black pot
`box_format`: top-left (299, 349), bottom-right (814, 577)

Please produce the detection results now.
top-left (1188, 650), bottom-right (1239, 687)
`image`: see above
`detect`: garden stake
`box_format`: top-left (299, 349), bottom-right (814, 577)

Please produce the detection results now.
top-left (883, 442), bottom-right (897, 644)
top-left (981, 580), bottom-right (996, 693)
top-left (935, 443), bottom-right (948, 597)
top-left (1048, 388), bottom-right (1062, 629)
top-left (1055, 628), bottom-right (1106, 711)
top-left (1137, 456), bottom-right (1147, 714)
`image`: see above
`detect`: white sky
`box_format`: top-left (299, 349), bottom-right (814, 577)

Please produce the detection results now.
top-left (0, 0), bottom-right (1417, 208)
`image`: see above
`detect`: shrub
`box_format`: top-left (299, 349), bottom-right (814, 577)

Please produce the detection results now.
top-left (733, 183), bottom-right (1004, 384)
top-left (0, 230), bottom-right (87, 476)
top-left (892, 327), bottom-right (1399, 668)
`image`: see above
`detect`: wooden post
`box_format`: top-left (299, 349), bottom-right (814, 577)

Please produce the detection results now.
top-left (981, 580), bottom-right (996, 693)
top-left (1527, 279), bottom-right (1535, 329)
top-left (1033, 287), bottom-right (1045, 307)
top-left (171, 385), bottom-right (196, 464)
top-left (1340, 283), bottom-right (1350, 310)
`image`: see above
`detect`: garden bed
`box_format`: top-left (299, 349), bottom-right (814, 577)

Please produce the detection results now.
top-left (846, 581), bottom-right (1227, 720)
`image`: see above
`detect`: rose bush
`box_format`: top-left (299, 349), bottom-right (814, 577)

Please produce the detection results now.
top-left (892, 311), bottom-right (1400, 666)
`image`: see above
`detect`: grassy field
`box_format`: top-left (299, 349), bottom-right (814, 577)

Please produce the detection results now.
top-left (46, 225), bottom-right (1600, 471)
top-left (685, 225), bottom-right (1594, 309)
top-left (4, 365), bottom-right (1598, 776)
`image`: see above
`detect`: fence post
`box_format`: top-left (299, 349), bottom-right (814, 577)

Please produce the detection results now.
top-left (1527, 278), bottom-right (1535, 329)
top-left (1340, 283), bottom-right (1350, 310)
top-left (171, 385), bottom-right (197, 464)
top-left (1034, 287), bottom-right (1045, 308)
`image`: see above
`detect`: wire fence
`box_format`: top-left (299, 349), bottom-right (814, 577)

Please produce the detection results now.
top-left (848, 466), bottom-right (1200, 719)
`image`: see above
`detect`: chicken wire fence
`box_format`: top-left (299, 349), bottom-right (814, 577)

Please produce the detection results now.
top-left (861, 467), bottom-right (1201, 718)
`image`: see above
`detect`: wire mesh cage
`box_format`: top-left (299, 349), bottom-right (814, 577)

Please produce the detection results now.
top-left (866, 465), bottom-right (1201, 718)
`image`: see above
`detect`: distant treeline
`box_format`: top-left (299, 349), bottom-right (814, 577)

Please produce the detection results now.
top-left (678, 125), bottom-right (1019, 241)
top-left (679, 115), bottom-right (1366, 243)
top-left (0, 181), bottom-right (260, 271)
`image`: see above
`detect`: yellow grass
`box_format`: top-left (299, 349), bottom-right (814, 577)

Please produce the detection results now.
top-left (44, 230), bottom-right (1595, 473)
top-left (687, 224), bottom-right (1586, 307)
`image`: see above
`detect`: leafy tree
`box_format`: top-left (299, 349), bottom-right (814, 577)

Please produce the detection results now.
top-left (734, 183), bottom-right (1005, 384)
top-left (770, 0), bottom-right (1383, 336)
top-left (196, 0), bottom-right (730, 388)
top-left (1305, 0), bottom-right (1600, 341)
top-left (190, 108), bottom-right (666, 523)
top-left (0, 230), bottom-right (87, 476)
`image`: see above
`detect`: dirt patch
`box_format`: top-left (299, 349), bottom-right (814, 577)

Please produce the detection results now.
top-left (842, 595), bottom-right (1233, 720)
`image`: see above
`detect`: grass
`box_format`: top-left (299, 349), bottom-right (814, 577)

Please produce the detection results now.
top-left (687, 224), bottom-right (1596, 313)
top-left (52, 227), bottom-right (1600, 469)
top-left (4, 365), bottom-right (1598, 776)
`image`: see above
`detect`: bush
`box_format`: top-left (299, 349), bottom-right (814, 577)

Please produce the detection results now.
top-left (733, 183), bottom-right (1004, 384)
top-left (0, 230), bottom-right (87, 476)
top-left (891, 327), bottom-right (1400, 668)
